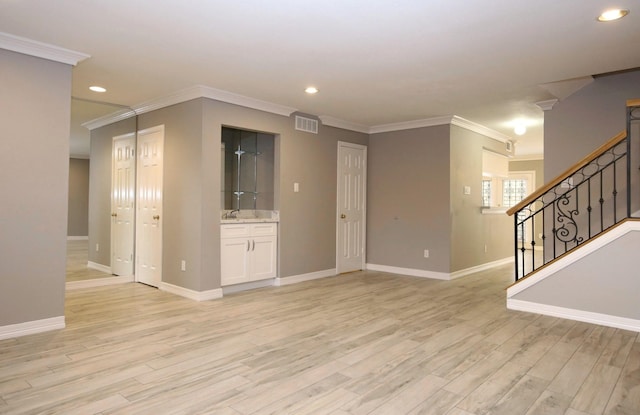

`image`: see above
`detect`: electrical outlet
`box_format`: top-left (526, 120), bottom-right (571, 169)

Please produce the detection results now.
top-left (424, 249), bottom-right (429, 258)
top-left (484, 244), bottom-right (488, 253)
top-left (95, 243), bottom-right (99, 252)
top-left (181, 260), bottom-right (186, 272)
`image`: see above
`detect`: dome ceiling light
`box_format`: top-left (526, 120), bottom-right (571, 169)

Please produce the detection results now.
top-left (597, 9), bottom-right (629, 22)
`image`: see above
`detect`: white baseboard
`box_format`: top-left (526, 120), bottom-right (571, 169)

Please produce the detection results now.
top-left (274, 269), bottom-right (337, 286)
top-left (67, 236), bottom-right (89, 240)
top-left (159, 282), bottom-right (223, 301)
top-left (66, 275), bottom-right (134, 290)
top-left (365, 263), bottom-right (450, 280)
top-left (366, 257), bottom-right (513, 281)
top-left (450, 256), bottom-right (514, 279)
top-left (0, 316), bottom-right (65, 340)
top-left (87, 261), bottom-right (111, 274)
top-left (223, 279), bottom-right (276, 294)
top-left (507, 299), bottom-right (640, 333)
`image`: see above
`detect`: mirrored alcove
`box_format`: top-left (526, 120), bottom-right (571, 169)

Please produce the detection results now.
top-left (221, 126), bottom-right (275, 211)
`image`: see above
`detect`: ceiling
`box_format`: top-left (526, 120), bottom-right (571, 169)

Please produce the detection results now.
top-left (2, 1), bottom-right (640, 158)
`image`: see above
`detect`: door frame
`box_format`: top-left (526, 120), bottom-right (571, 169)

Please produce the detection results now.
top-left (336, 141), bottom-right (367, 273)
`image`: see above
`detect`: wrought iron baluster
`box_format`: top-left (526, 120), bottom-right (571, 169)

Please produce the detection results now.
top-left (613, 161), bottom-right (618, 224)
top-left (599, 170), bottom-right (604, 233)
top-left (587, 177), bottom-right (592, 238)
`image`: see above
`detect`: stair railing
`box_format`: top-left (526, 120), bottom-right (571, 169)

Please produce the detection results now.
top-left (507, 100), bottom-right (640, 281)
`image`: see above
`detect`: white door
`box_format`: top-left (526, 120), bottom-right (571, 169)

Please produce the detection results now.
top-left (337, 142), bottom-right (367, 273)
top-left (111, 133), bottom-right (136, 276)
top-left (135, 125), bottom-right (164, 287)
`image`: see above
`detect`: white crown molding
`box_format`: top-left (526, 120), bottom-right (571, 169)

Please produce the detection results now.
top-left (83, 85), bottom-right (299, 130)
top-left (82, 108), bottom-right (137, 130)
top-left (451, 116), bottom-right (513, 143)
top-left (369, 115), bottom-right (455, 134)
top-left (0, 32), bottom-right (89, 66)
top-left (318, 116), bottom-right (370, 134)
top-left (536, 99), bottom-right (558, 111)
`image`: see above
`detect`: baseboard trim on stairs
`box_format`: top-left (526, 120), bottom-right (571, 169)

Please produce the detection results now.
top-left (507, 298), bottom-right (640, 332)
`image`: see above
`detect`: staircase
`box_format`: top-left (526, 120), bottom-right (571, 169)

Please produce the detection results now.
top-left (506, 99), bottom-right (640, 331)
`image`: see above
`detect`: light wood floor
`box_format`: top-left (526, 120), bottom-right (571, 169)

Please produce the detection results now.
top-left (1, 265), bottom-right (639, 414)
top-left (66, 240), bottom-right (112, 282)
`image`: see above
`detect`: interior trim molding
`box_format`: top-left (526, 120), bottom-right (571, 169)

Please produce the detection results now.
top-left (450, 256), bottom-right (514, 280)
top-left (451, 116), bottom-right (513, 143)
top-left (66, 275), bottom-right (133, 290)
top-left (159, 282), bottom-right (223, 302)
top-left (274, 269), bottom-right (337, 286)
top-left (507, 299), bottom-right (640, 333)
top-left (83, 84), bottom-right (298, 130)
top-left (0, 32), bottom-right (89, 66)
top-left (535, 99), bottom-right (558, 111)
top-left (366, 263), bottom-right (451, 280)
top-left (87, 261), bottom-right (111, 274)
top-left (507, 221), bottom-right (640, 298)
top-left (319, 116), bottom-right (370, 134)
top-left (369, 115), bottom-right (455, 134)
top-left (222, 279), bottom-right (275, 295)
top-left (0, 316), bottom-right (65, 340)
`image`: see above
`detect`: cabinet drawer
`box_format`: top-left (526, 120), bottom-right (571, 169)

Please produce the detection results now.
top-left (252, 223), bottom-right (277, 236)
top-left (221, 224), bottom-right (251, 238)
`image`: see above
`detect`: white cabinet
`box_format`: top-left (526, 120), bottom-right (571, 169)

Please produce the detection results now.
top-left (221, 223), bottom-right (277, 286)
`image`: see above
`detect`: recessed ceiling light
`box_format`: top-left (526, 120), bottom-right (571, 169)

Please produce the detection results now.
top-left (514, 124), bottom-right (527, 136)
top-left (89, 85), bottom-right (107, 93)
top-left (305, 86), bottom-right (318, 94)
top-left (597, 9), bottom-right (629, 22)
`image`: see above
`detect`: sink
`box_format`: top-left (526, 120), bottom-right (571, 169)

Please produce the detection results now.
top-left (220, 210), bottom-right (279, 223)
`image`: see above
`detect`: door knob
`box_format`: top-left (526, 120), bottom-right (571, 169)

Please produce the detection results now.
top-left (340, 214), bottom-right (346, 219)
top-left (111, 213), bottom-right (117, 217)
top-left (153, 215), bottom-right (160, 220)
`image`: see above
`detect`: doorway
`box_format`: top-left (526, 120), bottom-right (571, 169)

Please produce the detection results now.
top-left (336, 141), bottom-right (367, 273)
top-left (134, 125), bottom-right (164, 287)
top-left (111, 132), bottom-right (136, 277)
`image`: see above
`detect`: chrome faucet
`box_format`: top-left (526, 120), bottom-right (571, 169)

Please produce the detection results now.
top-left (224, 209), bottom-right (240, 219)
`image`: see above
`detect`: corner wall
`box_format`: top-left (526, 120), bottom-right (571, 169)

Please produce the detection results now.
top-left (367, 125), bottom-right (452, 273)
top-left (0, 49), bottom-right (72, 327)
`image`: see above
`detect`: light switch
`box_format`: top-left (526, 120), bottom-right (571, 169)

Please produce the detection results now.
top-left (464, 186), bottom-right (471, 195)
top-left (294, 182), bottom-right (300, 192)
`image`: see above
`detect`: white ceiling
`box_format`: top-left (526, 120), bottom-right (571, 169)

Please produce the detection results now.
top-left (2, 0), bottom-right (640, 158)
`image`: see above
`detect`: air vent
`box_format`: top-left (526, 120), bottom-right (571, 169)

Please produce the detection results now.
top-left (506, 140), bottom-right (513, 153)
top-left (295, 115), bottom-right (319, 134)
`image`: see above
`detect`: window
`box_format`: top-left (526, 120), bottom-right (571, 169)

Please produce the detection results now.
top-left (481, 179), bottom-right (492, 207)
top-left (502, 178), bottom-right (528, 208)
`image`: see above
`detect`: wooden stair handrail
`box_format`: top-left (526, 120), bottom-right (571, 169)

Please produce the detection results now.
top-left (506, 130), bottom-right (626, 216)
top-left (507, 98), bottom-right (640, 217)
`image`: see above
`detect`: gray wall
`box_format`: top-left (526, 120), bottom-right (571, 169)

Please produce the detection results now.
top-left (513, 230), bottom-right (640, 320)
top-left (545, 70), bottom-right (640, 181)
top-left (367, 125), bottom-right (452, 273)
top-left (68, 158), bottom-right (90, 237)
top-left (0, 49), bottom-right (72, 325)
top-left (89, 98), bottom-right (368, 291)
top-left (450, 125), bottom-right (512, 272)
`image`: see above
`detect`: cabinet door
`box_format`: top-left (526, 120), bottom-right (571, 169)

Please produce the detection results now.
top-left (221, 237), bottom-right (250, 286)
top-left (249, 235), bottom-right (277, 281)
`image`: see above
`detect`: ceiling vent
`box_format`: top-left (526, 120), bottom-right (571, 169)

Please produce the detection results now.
top-left (506, 140), bottom-right (513, 153)
top-left (295, 115), bottom-right (319, 134)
